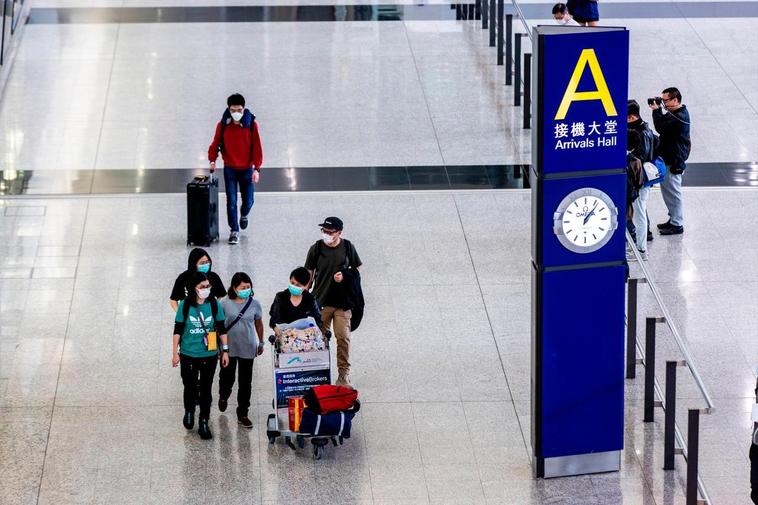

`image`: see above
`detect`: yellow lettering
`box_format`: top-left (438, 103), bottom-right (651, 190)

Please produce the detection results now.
top-left (554, 49), bottom-right (617, 120)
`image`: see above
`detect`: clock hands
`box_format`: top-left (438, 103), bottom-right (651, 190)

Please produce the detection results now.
top-left (583, 201), bottom-right (599, 225)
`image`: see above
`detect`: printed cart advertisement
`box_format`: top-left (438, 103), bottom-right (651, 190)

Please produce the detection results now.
top-left (276, 350), bottom-right (330, 370)
top-left (275, 369), bottom-right (330, 406)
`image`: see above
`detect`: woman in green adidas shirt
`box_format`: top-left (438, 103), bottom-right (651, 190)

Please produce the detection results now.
top-left (172, 271), bottom-right (229, 440)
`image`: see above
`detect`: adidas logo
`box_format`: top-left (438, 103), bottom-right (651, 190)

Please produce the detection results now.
top-left (189, 314), bottom-right (214, 326)
top-left (188, 313), bottom-right (214, 334)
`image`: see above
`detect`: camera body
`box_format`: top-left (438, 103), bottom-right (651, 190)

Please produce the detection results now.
top-left (647, 97), bottom-right (663, 106)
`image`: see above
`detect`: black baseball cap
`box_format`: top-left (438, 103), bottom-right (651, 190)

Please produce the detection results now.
top-left (319, 217), bottom-right (343, 231)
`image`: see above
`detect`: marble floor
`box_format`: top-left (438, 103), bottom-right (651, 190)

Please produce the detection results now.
top-left (1, 0), bottom-right (757, 503)
top-left (0, 188), bottom-right (755, 504)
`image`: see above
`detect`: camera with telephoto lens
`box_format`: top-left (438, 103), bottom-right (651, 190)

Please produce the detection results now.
top-left (647, 97), bottom-right (663, 106)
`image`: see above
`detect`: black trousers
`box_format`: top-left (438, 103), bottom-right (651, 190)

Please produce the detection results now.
top-left (219, 356), bottom-right (255, 418)
top-left (180, 354), bottom-right (218, 420)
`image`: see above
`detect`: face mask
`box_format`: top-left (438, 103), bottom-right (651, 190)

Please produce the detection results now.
top-left (197, 288), bottom-right (211, 299)
top-left (197, 263), bottom-right (210, 274)
top-left (231, 111), bottom-right (243, 122)
top-left (288, 284), bottom-right (304, 296)
top-left (237, 288), bottom-right (252, 299)
top-left (556, 17), bottom-right (569, 24)
top-left (322, 233), bottom-right (336, 245)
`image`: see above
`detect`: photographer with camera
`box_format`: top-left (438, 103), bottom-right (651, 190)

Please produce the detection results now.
top-left (648, 87), bottom-right (691, 236)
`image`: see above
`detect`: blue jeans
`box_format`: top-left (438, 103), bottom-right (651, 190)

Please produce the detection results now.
top-left (223, 167), bottom-right (254, 232)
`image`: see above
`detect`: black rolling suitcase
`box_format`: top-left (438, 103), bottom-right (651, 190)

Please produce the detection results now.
top-left (187, 175), bottom-right (219, 246)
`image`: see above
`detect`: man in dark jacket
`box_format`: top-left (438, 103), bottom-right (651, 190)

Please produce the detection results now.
top-left (650, 87), bottom-right (691, 236)
top-left (208, 93), bottom-right (264, 245)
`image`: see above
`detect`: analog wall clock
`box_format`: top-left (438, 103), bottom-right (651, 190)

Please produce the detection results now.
top-left (553, 188), bottom-right (619, 254)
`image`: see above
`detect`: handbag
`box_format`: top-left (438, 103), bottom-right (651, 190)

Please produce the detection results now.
top-left (643, 157), bottom-right (667, 187)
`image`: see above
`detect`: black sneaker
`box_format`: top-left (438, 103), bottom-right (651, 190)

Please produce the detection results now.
top-left (660, 225), bottom-right (684, 236)
top-left (183, 411), bottom-right (194, 430)
top-left (218, 398), bottom-right (227, 412)
top-left (228, 232), bottom-right (239, 245)
top-left (240, 216), bottom-right (248, 230)
top-left (238, 416), bottom-right (253, 429)
top-left (647, 231), bottom-right (654, 242)
top-left (198, 419), bottom-right (213, 440)
top-left (657, 220), bottom-right (673, 230)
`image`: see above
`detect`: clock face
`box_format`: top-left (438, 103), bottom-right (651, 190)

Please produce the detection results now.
top-left (553, 188), bottom-right (618, 254)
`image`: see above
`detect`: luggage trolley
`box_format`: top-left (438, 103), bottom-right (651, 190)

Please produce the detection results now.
top-left (265, 327), bottom-right (334, 459)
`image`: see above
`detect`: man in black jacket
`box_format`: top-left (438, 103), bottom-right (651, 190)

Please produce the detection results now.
top-left (650, 87), bottom-right (691, 236)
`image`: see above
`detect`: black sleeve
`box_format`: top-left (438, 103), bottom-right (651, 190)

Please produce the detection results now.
top-left (170, 272), bottom-right (187, 301)
top-left (215, 320), bottom-right (226, 334)
top-left (174, 322), bottom-right (185, 335)
top-left (269, 294), bottom-right (282, 329)
top-left (304, 243), bottom-right (318, 271)
top-left (652, 109), bottom-right (678, 137)
top-left (210, 272), bottom-right (226, 299)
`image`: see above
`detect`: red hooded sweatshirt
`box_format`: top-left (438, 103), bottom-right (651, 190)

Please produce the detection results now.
top-left (208, 120), bottom-right (263, 170)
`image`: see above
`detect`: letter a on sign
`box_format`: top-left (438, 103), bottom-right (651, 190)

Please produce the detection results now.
top-left (554, 49), bottom-right (617, 120)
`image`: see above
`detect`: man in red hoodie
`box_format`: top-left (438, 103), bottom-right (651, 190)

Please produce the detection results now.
top-left (208, 93), bottom-right (264, 245)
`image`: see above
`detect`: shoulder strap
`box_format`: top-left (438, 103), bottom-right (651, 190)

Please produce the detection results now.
top-left (218, 120), bottom-right (227, 154)
top-left (225, 298), bottom-right (253, 332)
top-left (315, 239), bottom-right (324, 258)
top-left (249, 115), bottom-right (256, 165)
top-left (343, 240), bottom-right (356, 269)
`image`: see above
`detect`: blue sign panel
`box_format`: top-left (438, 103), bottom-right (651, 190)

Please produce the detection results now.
top-left (540, 265), bottom-right (626, 457)
top-left (539, 29), bottom-right (629, 175)
top-left (531, 26), bottom-right (629, 479)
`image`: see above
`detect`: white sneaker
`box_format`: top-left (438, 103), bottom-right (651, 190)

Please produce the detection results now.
top-left (625, 250), bottom-right (638, 262)
top-left (639, 251), bottom-right (649, 261)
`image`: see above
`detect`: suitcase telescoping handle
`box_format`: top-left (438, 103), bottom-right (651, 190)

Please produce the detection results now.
top-left (193, 174), bottom-right (217, 184)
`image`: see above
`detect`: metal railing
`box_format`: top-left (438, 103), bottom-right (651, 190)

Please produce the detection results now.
top-left (455, 1), bottom-right (533, 129)
top-left (626, 231), bottom-right (714, 505)
top-left (509, 0), bottom-right (532, 42)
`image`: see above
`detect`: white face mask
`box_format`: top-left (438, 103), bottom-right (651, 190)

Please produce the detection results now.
top-left (231, 111), bottom-right (243, 122)
top-left (322, 233), bottom-right (336, 245)
top-left (197, 288), bottom-right (211, 299)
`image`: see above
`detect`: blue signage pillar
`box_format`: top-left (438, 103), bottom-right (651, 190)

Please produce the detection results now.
top-left (530, 26), bottom-right (629, 478)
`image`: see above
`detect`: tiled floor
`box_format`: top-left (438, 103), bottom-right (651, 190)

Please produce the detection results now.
top-left (1, 0), bottom-right (757, 503)
top-left (0, 188), bottom-right (755, 504)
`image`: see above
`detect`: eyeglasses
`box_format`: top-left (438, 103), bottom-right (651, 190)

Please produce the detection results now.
top-left (321, 228), bottom-right (339, 236)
